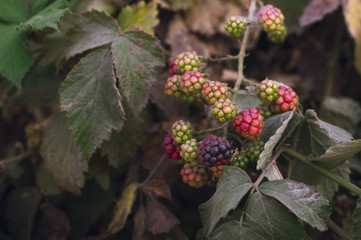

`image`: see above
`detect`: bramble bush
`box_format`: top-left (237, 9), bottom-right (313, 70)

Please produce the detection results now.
top-left (0, 0), bottom-right (361, 239)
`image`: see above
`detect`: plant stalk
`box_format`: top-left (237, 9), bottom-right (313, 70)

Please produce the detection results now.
top-left (328, 220), bottom-right (354, 240)
top-left (283, 147), bottom-right (361, 196)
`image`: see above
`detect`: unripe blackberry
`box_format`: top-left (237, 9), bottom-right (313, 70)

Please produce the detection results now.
top-left (257, 4), bottom-right (287, 43)
top-left (202, 81), bottom-right (229, 105)
top-left (197, 135), bottom-right (232, 168)
top-left (168, 59), bottom-right (178, 76)
top-left (224, 16), bottom-right (247, 37)
top-left (180, 162), bottom-right (209, 188)
top-left (180, 71), bottom-right (206, 96)
top-left (231, 154), bottom-right (249, 170)
top-left (271, 86), bottom-right (299, 113)
top-left (210, 165), bottom-right (225, 179)
top-left (233, 108), bottom-right (264, 140)
top-left (211, 98), bottom-right (236, 122)
top-left (162, 131), bottom-right (182, 161)
top-left (244, 140), bottom-right (265, 163)
top-left (258, 103), bottom-right (273, 119)
top-left (164, 75), bottom-right (182, 98)
top-left (174, 51), bottom-right (201, 74)
top-left (180, 139), bottom-right (199, 163)
top-left (256, 79), bottom-right (279, 103)
top-left (172, 120), bottom-right (194, 144)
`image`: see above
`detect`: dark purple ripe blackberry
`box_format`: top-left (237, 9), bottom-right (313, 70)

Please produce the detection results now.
top-left (197, 135), bottom-right (232, 167)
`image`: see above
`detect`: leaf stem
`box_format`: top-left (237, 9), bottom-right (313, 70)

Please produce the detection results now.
top-left (283, 147), bottom-right (361, 196)
top-left (143, 154), bottom-right (166, 184)
top-left (328, 220), bottom-right (354, 240)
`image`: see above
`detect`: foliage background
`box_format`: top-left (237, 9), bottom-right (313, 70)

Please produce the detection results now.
top-left (1, 0), bottom-right (361, 239)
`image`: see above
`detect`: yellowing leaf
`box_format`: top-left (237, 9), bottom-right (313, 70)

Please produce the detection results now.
top-left (107, 183), bottom-right (139, 234)
top-left (117, 1), bottom-right (159, 34)
top-left (343, 0), bottom-right (361, 74)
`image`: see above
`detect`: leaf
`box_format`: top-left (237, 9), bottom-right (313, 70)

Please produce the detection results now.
top-left (101, 115), bottom-right (144, 168)
top-left (263, 0), bottom-right (311, 33)
top-left (60, 48), bottom-right (125, 157)
top-left (257, 110), bottom-right (295, 173)
top-left (209, 220), bottom-right (241, 240)
top-left (260, 110), bottom-right (294, 143)
top-left (300, 0), bottom-right (340, 27)
top-left (40, 113), bottom-right (87, 195)
top-left (31, 0), bottom-right (51, 15)
top-left (0, 24), bottom-right (33, 90)
top-left (260, 180), bottom-right (331, 231)
top-left (145, 194), bottom-right (180, 235)
top-left (107, 182), bottom-right (139, 234)
top-left (111, 31), bottom-right (164, 115)
top-left (311, 139), bottom-right (361, 170)
top-left (23, 0), bottom-right (68, 31)
top-left (354, 198), bottom-right (361, 240)
top-left (0, 0), bottom-right (29, 23)
top-left (117, 1), bottom-right (159, 35)
top-left (45, 11), bottom-right (120, 61)
top-left (142, 179), bottom-right (172, 200)
top-left (343, 0), bottom-right (361, 74)
top-left (36, 165), bottom-right (62, 195)
top-left (233, 92), bottom-right (261, 111)
top-left (88, 154), bottom-right (110, 191)
top-left (4, 187), bottom-right (41, 240)
top-left (241, 192), bottom-right (310, 240)
top-left (199, 166), bottom-right (252, 236)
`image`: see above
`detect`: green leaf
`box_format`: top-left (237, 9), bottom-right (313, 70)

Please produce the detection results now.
top-left (107, 182), bottom-right (139, 234)
top-left (320, 97), bottom-right (361, 126)
top-left (257, 110), bottom-right (295, 180)
top-left (45, 11), bottom-right (120, 61)
top-left (88, 154), bottom-right (110, 191)
top-left (31, 0), bottom-right (51, 15)
top-left (101, 115), bottom-right (145, 168)
top-left (24, 0), bottom-right (68, 31)
top-left (354, 198), bottom-right (361, 240)
top-left (117, 1), bottom-right (159, 34)
top-left (36, 165), bottom-right (62, 195)
top-left (233, 91), bottom-right (261, 111)
top-left (0, 24), bottom-right (33, 90)
top-left (60, 48), bottom-right (125, 157)
top-left (311, 139), bottom-right (361, 170)
top-left (199, 166), bottom-right (252, 236)
top-left (40, 113), bottom-right (87, 195)
top-left (4, 187), bottom-right (41, 240)
top-left (209, 220), bottom-right (241, 240)
top-left (241, 192), bottom-right (310, 240)
top-left (111, 31), bottom-right (164, 115)
top-left (0, 0), bottom-right (29, 23)
top-left (260, 180), bottom-right (332, 231)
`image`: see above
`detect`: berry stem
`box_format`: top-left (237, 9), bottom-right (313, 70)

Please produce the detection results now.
top-left (202, 55), bottom-right (241, 63)
top-left (223, 0), bottom-right (258, 138)
top-left (143, 154), bottom-right (167, 184)
top-left (283, 147), bottom-right (361, 196)
top-left (197, 125), bottom-right (225, 135)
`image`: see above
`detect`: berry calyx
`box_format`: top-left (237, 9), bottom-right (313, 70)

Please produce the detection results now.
top-left (162, 131), bottom-right (182, 161)
top-left (271, 86), bottom-right (299, 113)
top-left (256, 79), bottom-right (279, 103)
top-left (180, 162), bottom-right (209, 188)
top-left (224, 16), bottom-right (247, 37)
top-left (180, 138), bottom-right (199, 163)
top-left (164, 75), bottom-right (182, 98)
top-left (202, 81), bottom-right (229, 105)
top-left (211, 98), bottom-right (236, 123)
top-left (233, 108), bottom-right (264, 140)
top-left (168, 59), bottom-right (178, 76)
top-left (197, 135), bottom-right (232, 168)
top-left (174, 51), bottom-right (201, 74)
top-left (257, 4), bottom-right (287, 43)
top-left (172, 120), bottom-right (194, 144)
top-left (180, 71), bottom-right (206, 96)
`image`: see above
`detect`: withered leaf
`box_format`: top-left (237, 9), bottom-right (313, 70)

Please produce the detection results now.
top-left (142, 179), bottom-right (172, 200)
top-left (300, 0), bottom-right (340, 26)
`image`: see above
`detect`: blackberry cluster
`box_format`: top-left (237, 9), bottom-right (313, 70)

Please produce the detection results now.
top-left (258, 103), bottom-right (273, 119)
top-left (243, 140), bottom-right (265, 163)
top-left (202, 81), bottom-right (228, 105)
top-left (168, 59), bottom-right (178, 76)
top-left (233, 108), bottom-right (264, 140)
top-left (231, 154), bottom-right (248, 169)
top-left (224, 16), bottom-right (247, 37)
top-left (180, 162), bottom-right (209, 188)
top-left (197, 135), bottom-right (232, 167)
top-left (174, 51), bottom-right (201, 74)
top-left (162, 131), bottom-right (182, 161)
top-left (256, 79), bottom-right (279, 103)
top-left (172, 120), bottom-right (194, 144)
top-left (271, 86), bottom-right (299, 113)
top-left (180, 138), bottom-right (199, 163)
top-left (164, 75), bottom-right (182, 98)
top-left (257, 4), bottom-right (287, 43)
top-left (180, 71), bottom-right (205, 96)
top-left (211, 98), bottom-right (236, 123)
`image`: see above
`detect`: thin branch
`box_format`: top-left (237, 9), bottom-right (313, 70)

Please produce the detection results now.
top-left (283, 147), bottom-right (361, 196)
top-left (202, 55), bottom-right (241, 63)
top-left (328, 220), bottom-right (354, 240)
top-left (143, 154), bottom-right (167, 183)
top-left (0, 151), bottom-right (31, 168)
top-left (196, 125), bottom-right (225, 135)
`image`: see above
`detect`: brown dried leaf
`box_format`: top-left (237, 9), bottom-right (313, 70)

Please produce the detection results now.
top-left (343, 0), bottom-right (361, 74)
top-left (300, 0), bottom-right (340, 26)
top-left (145, 194), bottom-right (180, 235)
top-left (165, 15), bottom-right (209, 58)
top-left (142, 179), bottom-right (172, 200)
top-left (184, 0), bottom-right (226, 37)
top-left (132, 205), bottom-right (147, 240)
